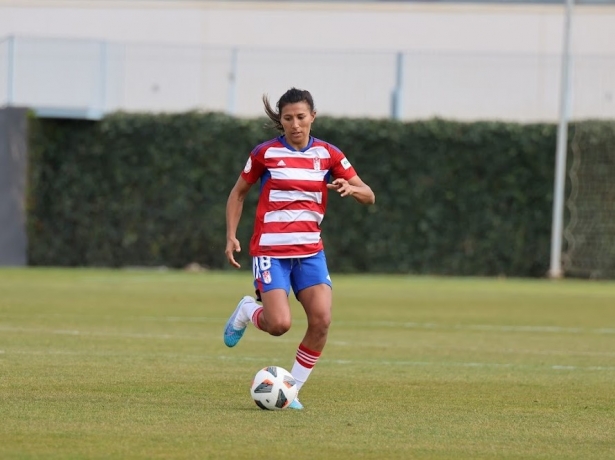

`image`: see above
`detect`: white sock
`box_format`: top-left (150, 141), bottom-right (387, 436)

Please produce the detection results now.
top-left (291, 344), bottom-right (322, 391)
top-left (233, 296), bottom-right (260, 328)
top-left (242, 297), bottom-right (261, 324)
top-left (291, 363), bottom-right (312, 392)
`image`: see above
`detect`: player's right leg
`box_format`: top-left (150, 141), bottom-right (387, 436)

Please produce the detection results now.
top-left (223, 295), bottom-right (258, 347)
top-left (223, 256), bottom-right (291, 347)
top-left (251, 255), bottom-right (293, 336)
top-left (257, 288), bottom-right (292, 336)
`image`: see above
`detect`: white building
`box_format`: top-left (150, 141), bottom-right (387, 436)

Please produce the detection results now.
top-left (1, 0), bottom-right (614, 121)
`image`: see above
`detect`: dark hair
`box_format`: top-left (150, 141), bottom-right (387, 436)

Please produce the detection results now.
top-left (262, 88), bottom-right (315, 132)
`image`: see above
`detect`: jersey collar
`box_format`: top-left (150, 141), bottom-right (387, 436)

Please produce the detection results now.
top-left (279, 135), bottom-right (314, 152)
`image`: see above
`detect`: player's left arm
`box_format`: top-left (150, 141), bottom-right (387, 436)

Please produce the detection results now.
top-left (327, 175), bottom-right (375, 205)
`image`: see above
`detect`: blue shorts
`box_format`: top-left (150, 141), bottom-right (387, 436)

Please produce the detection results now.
top-left (252, 250), bottom-right (332, 300)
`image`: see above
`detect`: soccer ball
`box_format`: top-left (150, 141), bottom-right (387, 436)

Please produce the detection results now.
top-left (250, 366), bottom-right (298, 410)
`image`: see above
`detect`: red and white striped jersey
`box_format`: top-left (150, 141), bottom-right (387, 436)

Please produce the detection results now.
top-left (241, 136), bottom-right (357, 258)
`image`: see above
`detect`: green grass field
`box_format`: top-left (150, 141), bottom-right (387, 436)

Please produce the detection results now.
top-left (1, 269), bottom-right (614, 459)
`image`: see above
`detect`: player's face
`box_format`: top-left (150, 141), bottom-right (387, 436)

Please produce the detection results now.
top-left (280, 102), bottom-right (316, 150)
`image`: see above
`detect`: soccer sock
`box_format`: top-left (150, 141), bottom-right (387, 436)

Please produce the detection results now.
top-left (251, 307), bottom-right (264, 331)
top-left (233, 296), bottom-right (260, 329)
top-left (240, 297), bottom-right (264, 331)
top-left (240, 296), bottom-right (260, 322)
top-left (291, 343), bottom-right (322, 391)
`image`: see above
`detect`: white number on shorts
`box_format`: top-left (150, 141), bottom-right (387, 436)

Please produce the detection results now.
top-left (253, 256), bottom-right (272, 279)
top-left (258, 256), bottom-right (272, 271)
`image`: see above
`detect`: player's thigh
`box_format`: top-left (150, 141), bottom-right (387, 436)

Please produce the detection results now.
top-left (260, 288), bottom-right (292, 328)
top-left (296, 283), bottom-right (332, 327)
top-left (292, 252), bottom-right (333, 324)
top-left (290, 251), bottom-right (332, 296)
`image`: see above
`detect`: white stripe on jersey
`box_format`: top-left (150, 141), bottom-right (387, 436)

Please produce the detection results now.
top-left (259, 232), bottom-right (321, 246)
top-left (264, 210), bottom-right (324, 224)
top-left (270, 168), bottom-right (328, 182)
top-left (264, 146), bottom-right (331, 159)
top-left (269, 190), bottom-right (322, 204)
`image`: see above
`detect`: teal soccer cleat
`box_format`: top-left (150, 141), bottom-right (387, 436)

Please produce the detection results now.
top-left (223, 296), bottom-right (252, 347)
top-left (287, 397), bottom-right (303, 410)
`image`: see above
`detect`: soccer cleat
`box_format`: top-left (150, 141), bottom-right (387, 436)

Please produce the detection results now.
top-left (223, 296), bottom-right (253, 347)
top-left (287, 397), bottom-right (303, 410)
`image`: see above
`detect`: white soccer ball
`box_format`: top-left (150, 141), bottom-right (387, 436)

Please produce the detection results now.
top-left (250, 366), bottom-right (298, 410)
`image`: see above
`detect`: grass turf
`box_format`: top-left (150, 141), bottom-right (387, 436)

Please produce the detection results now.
top-left (1, 268), bottom-right (614, 459)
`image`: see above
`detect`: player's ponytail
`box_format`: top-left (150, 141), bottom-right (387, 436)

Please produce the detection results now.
top-left (262, 94), bottom-right (283, 132)
top-left (262, 88), bottom-right (316, 133)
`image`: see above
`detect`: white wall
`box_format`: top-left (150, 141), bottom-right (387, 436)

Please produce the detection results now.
top-left (3, 1), bottom-right (615, 54)
top-left (1, 1), bottom-right (614, 121)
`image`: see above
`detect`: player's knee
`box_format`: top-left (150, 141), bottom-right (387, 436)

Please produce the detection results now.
top-left (268, 318), bottom-right (291, 336)
top-left (309, 314), bottom-right (331, 334)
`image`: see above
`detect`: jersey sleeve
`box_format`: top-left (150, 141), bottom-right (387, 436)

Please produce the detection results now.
top-left (329, 145), bottom-right (357, 180)
top-left (240, 147), bottom-right (266, 184)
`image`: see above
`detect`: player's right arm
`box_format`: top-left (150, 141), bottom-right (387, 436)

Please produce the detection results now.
top-left (225, 150), bottom-right (266, 268)
top-left (225, 176), bottom-right (253, 269)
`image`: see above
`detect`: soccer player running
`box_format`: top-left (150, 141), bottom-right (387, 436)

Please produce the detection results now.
top-left (223, 88), bottom-right (375, 409)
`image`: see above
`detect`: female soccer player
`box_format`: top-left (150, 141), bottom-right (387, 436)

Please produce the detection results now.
top-left (223, 88), bottom-right (375, 409)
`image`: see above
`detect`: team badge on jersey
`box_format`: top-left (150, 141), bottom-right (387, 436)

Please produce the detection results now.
top-left (244, 157), bottom-right (252, 173)
top-left (313, 158), bottom-right (320, 171)
top-left (262, 270), bottom-right (272, 284)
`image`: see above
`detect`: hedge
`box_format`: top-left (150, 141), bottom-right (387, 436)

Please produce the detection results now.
top-left (27, 112), bottom-right (569, 276)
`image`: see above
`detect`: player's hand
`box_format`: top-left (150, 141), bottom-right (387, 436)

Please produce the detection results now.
top-left (225, 237), bottom-right (241, 269)
top-left (327, 178), bottom-right (354, 197)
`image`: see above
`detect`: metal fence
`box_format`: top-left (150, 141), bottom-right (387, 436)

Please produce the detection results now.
top-left (1, 35), bottom-right (614, 122)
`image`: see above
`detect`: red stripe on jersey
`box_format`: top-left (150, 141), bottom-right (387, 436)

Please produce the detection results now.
top-left (267, 179), bottom-right (325, 193)
top-left (262, 220), bottom-right (320, 235)
top-left (262, 201), bottom-right (322, 212)
top-left (265, 157), bottom-right (331, 170)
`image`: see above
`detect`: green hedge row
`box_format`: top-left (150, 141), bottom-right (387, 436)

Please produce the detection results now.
top-left (28, 112), bottom-right (565, 276)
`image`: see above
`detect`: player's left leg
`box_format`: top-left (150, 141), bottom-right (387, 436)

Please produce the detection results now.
top-left (287, 251), bottom-right (333, 409)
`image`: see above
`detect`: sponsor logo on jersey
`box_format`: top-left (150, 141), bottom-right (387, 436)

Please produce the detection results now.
top-left (341, 158), bottom-right (351, 169)
top-left (313, 158), bottom-right (320, 171)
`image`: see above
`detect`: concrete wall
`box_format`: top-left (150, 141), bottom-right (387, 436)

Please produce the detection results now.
top-left (1, 1), bottom-right (614, 121)
top-left (0, 107), bottom-right (28, 266)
